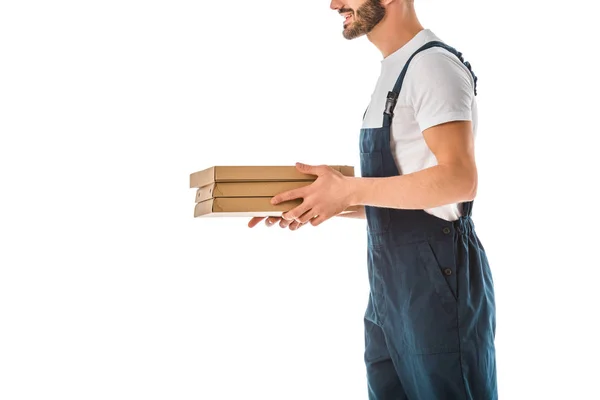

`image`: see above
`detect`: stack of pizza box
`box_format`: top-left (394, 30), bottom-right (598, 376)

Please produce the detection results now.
top-left (190, 165), bottom-right (355, 217)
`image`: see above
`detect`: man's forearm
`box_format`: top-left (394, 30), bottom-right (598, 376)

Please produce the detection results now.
top-left (349, 164), bottom-right (477, 210)
top-left (335, 205), bottom-right (366, 219)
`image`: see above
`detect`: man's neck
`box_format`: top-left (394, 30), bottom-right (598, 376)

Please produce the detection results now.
top-left (366, 7), bottom-right (424, 59)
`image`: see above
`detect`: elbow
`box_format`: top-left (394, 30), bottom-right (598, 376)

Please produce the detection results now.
top-left (464, 183), bottom-right (477, 202)
top-left (463, 169), bottom-right (478, 201)
top-left (458, 166), bottom-right (478, 202)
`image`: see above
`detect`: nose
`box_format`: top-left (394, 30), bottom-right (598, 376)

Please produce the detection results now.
top-left (330, 0), bottom-right (342, 11)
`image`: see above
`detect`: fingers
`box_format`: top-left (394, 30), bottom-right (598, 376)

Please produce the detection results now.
top-left (248, 217), bottom-right (265, 228)
top-left (271, 186), bottom-right (308, 205)
top-left (249, 215), bottom-right (310, 230)
top-left (248, 217), bottom-right (283, 228)
top-left (297, 209), bottom-right (318, 224)
top-left (265, 217), bottom-right (280, 227)
top-left (281, 202), bottom-right (312, 223)
top-left (295, 162), bottom-right (318, 176)
top-left (295, 162), bottom-right (329, 177)
top-left (279, 216), bottom-right (292, 229)
top-left (289, 219), bottom-right (307, 231)
top-left (310, 214), bottom-right (329, 227)
top-left (287, 209), bottom-right (314, 230)
top-left (279, 216), bottom-right (306, 230)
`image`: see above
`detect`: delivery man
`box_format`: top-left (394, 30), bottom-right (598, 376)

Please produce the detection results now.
top-left (248, 1), bottom-right (497, 398)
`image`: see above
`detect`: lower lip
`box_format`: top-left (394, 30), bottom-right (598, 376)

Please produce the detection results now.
top-left (344, 16), bottom-right (352, 25)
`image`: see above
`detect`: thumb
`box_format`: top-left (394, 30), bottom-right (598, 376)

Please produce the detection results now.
top-left (296, 162), bottom-right (318, 175)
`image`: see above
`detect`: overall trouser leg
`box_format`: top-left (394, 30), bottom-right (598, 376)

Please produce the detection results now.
top-left (364, 316), bottom-right (408, 400)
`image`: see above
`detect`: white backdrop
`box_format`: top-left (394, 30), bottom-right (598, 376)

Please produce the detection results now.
top-left (1, 1), bottom-right (598, 399)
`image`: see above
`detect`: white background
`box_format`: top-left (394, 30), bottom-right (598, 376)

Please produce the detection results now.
top-left (1, 0), bottom-right (599, 399)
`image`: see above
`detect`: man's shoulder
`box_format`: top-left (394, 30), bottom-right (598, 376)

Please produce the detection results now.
top-left (402, 46), bottom-right (475, 96)
top-left (411, 46), bottom-right (471, 78)
top-left (380, 37), bottom-right (475, 91)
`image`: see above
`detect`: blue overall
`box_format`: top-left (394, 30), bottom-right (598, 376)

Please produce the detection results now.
top-left (359, 41), bottom-right (497, 400)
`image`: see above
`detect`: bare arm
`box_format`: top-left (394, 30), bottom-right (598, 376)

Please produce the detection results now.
top-left (335, 205), bottom-right (366, 219)
top-left (349, 120), bottom-right (477, 209)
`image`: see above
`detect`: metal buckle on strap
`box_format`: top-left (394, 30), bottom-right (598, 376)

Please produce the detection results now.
top-left (384, 91), bottom-right (399, 117)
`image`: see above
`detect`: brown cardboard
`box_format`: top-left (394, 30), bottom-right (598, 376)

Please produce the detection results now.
top-left (195, 181), bottom-right (314, 203)
top-left (194, 197), bottom-right (303, 217)
top-left (194, 197), bottom-right (360, 218)
top-left (189, 165), bottom-right (355, 188)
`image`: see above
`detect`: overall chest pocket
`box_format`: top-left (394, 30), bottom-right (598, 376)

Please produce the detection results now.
top-left (360, 151), bottom-right (391, 235)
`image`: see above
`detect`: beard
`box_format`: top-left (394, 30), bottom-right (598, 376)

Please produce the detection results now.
top-left (342, 0), bottom-right (386, 40)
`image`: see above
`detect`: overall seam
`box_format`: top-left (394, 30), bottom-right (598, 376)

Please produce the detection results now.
top-left (456, 229), bottom-right (470, 400)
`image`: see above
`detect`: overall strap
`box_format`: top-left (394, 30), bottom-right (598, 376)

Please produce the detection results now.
top-left (382, 40), bottom-right (478, 128)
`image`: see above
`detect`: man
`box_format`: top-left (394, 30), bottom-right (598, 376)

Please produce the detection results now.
top-left (248, 0), bottom-right (497, 398)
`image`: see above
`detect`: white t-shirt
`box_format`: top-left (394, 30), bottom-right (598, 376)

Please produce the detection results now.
top-left (362, 29), bottom-right (477, 222)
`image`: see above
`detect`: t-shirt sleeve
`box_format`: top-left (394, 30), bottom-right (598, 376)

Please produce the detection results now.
top-left (404, 51), bottom-right (475, 132)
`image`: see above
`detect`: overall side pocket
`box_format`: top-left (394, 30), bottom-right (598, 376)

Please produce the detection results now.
top-left (417, 240), bottom-right (458, 312)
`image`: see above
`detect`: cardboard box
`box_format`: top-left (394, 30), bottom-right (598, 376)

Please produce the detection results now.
top-left (189, 165), bottom-right (354, 188)
top-left (194, 197), bottom-right (303, 217)
top-left (195, 181), bottom-right (313, 203)
top-left (194, 197), bottom-right (361, 218)
top-left (190, 164), bottom-right (356, 218)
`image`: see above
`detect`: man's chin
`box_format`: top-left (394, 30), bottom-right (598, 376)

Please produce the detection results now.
top-left (343, 30), bottom-right (365, 40)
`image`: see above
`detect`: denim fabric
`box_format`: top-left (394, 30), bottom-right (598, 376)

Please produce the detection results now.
top-left (359, 41), bottom-right (497, 400)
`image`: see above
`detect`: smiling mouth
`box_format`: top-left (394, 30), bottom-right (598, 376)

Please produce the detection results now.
top-left (343, 14), bottom-right (353, 26)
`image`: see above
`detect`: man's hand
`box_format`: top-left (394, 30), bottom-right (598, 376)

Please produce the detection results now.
top-left (271, 162), bottom-right (356, 227)
top-left (247, 216), bottom-right (309, 230)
